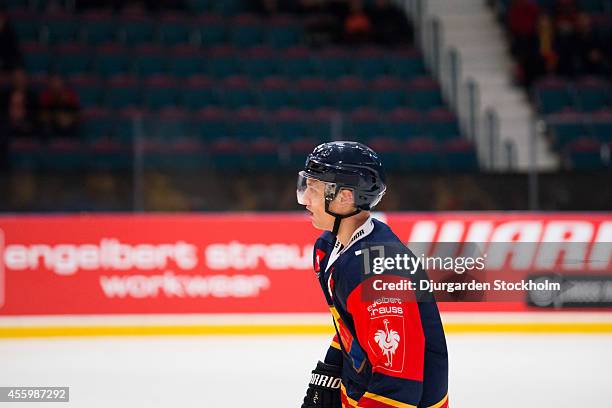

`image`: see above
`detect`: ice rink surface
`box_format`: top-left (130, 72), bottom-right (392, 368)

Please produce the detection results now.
top-left (1, 333), bottom-right (612, 408)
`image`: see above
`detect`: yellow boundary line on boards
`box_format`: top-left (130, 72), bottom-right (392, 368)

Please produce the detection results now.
top-left (2, 322), bottom-right (612, 338)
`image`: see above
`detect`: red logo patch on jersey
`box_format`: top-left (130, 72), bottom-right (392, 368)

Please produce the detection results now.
top-left (367, 315), bottom-right (405, 375)
top-left (314, 249), bottom-right (326, 273)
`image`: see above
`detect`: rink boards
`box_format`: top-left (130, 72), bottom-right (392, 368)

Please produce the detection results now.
top-left (0, 212), bottom-right (610, 337)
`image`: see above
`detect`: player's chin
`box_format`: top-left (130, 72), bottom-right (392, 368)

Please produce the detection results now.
top-left (310, 217), bottom-right (325, 230)
top-left (312, 217), bottom-right (333, 231)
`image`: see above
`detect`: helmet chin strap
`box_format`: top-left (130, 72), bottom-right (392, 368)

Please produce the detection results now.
top-left (324, 196), bottom-right (361, 236)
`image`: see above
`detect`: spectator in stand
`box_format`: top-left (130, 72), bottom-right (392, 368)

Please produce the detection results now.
top-left (367, 0), bottom-right (414, 45)
top-left (0, 7), bottom-right (22, 73)
top-left (38, 73), bottom-right (80, 139)
top-left (0, 69), bottom-right (39, 142)
top-left (508, 0), bottom-right (541, 49)
top-left (553, 0), bottom-right (579, 77)
top-left (76, 0), bottom-right (185, 11)
top-left (1, 68), bottom-right (37, 113)
top-left (343, 0), bottom-right (372, 44)
top-left (300, 0), bottom-right (348, 46)
top-left (538, 14), bottom-right (558, 77)
top-left (574, 13), bottom-right (607, 76)
top-left (507, 0), bottom-right (543, 86)
top-left (0, 69), bottom-right (38, 170)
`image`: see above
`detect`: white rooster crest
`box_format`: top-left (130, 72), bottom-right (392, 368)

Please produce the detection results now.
top-left (374, 319), bottom-right (400, 367)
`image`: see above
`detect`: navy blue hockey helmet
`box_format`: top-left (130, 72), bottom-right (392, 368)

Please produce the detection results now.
top-left (297, 141), bottom-right (386, 233)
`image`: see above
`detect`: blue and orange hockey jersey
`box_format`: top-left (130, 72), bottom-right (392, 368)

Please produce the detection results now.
top-left (314, 217), bottom-right (449, 408)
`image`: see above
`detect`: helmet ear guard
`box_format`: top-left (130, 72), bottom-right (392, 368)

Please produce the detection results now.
top-left (323, 185), bottom-right (362, 235)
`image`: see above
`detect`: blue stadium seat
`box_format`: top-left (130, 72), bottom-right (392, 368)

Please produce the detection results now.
top-left (273, 107), bottom-right (309, 140)
top-left (43, 138), bottom-right (87, 170)
top-left (56, 43), bottom-right (92, 76)
top-left (22, 42), bottom-right (50, 75)
top-left (346, 108), bottom-right (385, 143)
top-left (398, 137), bottom-right (439, 170)
top-left (407, 77), bottom-right (443, 111)
top-left (589, 110), bottom-right (612, 143)
top-left (534, 77), bottom-right (575, 114)
top-left (119, 15), bottom-right (155, 45)
top-left (229, 15), bottom-right (264, 48)
top-left (181, 75), bottom-right (220, 110)
top-left (258, 77), bottom-right (293, 110)
top-left (113, 108), bottom-right (147, 144)
top-left (157, 109), bottom-right (204, 169)
top-left (313, 48), bottom-right (350, 79)
top-left (546, 111), bottom-right (587, 148)
top-left (196, 14), bottom-right (226, 47)
top-left (354, 48), bottom-right (388, 78)
top-left (306, 108), bottom-right (336, 141)
top-left (168, 45), bottom-right (205, 78)
top-left (333, 76), bottom-right (369, 111)
top-left (139, 108), bottom-right (197, 168)
top-left (87, 108), bottom-right (148, 170)
top-left (293, 77), bottom-right (332, 110)
top-left (422, 108), bottom-right (460, 140)
top-left (283, 108), bottom-right (331, 168)
top-left (82, 107), bottom-right (116, 143)
top-left (241, 47), bottom-right (280, 78)
top-left (366, 136), bottom-right (403, 169)
top-left (94, 43), bottom-right (131, 77)
top-left (371, 77), bottom-right (408, 111)
top-left (82, 11), bottom-right (117, 45)
top-left (9, 137), bottom-right (43, 169)
top-left (574, 77), bottom-right (611, 112)
top-left (565, 137), bottom-right (604, 169)
top-left (70, 74), bottom-right (104, 108)
top-left (220, 76), bottom-right (256, 109)
top-left (10, 10), bottom-right (40, 41)
top-left (205, 108), bottom-right (253, 169)
top-left (142, 75), bottom-right (180, 110)
top-left (104, 75), bottom-right (141, 109)
top-left (386, 108), bottom-right (423, 140)
top-left (386, 50), bottom-right (426, 79)
top-left (133, 44), bottom-right (168, 77)
top-left (205, 46), bottom-right (242, 77)
top-left (279, 46), bottom-right (315, 78)
top-left (267, 15), bottom-right (302, 48)
top-left (193, 107), bottom-right (230, 144)
top-left (440, 138), bottom-right (478, 170)
top-left (232, 108), bottom-right (279, 168)
top-left (159, 14), bottom-right (193, 45)
top-left (232, 107), bottom-right (269, 140)
top-left (44, 13), bottom-right (79, 44)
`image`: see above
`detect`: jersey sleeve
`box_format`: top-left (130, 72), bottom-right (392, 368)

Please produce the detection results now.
top-left (323, 334), bottom-right (343, 367)
top-left (346, 277), bottom-right (427, 408)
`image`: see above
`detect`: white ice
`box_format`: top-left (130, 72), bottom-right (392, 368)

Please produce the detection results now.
top-left (1, 334), bottom-right (611, 407)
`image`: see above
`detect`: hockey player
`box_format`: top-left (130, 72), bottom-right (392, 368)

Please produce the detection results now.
top-left (298, 141), bottom-right (449, 408)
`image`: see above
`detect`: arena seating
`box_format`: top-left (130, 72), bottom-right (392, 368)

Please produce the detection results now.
top-left (5, 0), bottom-right (477, 171)
top-left (494, 0), bottom-right (612, 169)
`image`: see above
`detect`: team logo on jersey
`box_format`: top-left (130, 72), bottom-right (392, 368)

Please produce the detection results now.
top-left (374, 319), bottom-right (401, 367)
top-left (314, 249), bottom-right (326, 276)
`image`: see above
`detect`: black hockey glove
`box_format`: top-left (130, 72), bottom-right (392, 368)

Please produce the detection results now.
top-left (301, 361), bottom-right (342, 408)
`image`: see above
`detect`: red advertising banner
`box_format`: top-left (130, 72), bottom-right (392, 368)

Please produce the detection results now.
top-left (0, 213), bottom-right (610, 316)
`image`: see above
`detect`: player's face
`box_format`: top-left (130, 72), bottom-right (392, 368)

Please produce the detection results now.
top-left (301, 178), bottom-right (336, 230)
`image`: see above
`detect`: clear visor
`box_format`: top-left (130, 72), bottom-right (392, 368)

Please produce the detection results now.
top-left (369, 185), bottom-right (386, 209)
top-left (296, 171), bottom-right (336, 205)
